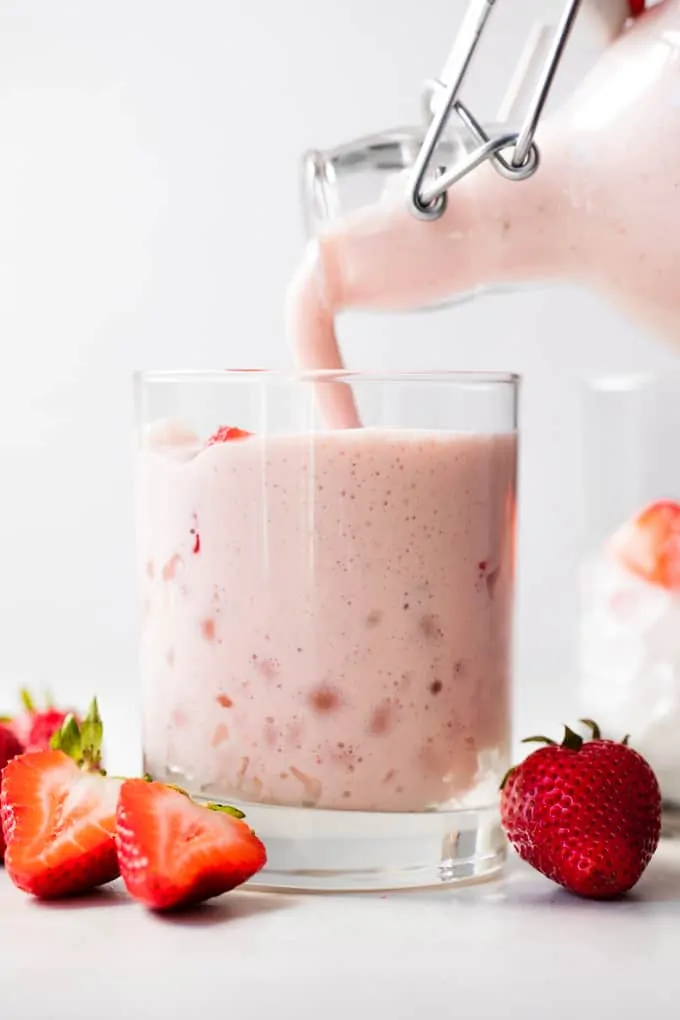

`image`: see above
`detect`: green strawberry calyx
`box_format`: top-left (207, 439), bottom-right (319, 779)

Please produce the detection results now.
top-left (521, 724), bottom-right (585, 752)
top-left (50, 697), bottom-right (105, 773)
top-left (19, 687), bottom-right (55, 714)
top-left (140, 773), bottom-right (246, 819)
top-left (500, 720), bottom-right (632, 790)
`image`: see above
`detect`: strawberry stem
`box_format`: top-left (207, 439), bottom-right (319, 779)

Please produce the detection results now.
top-left (20, 688), bottom-right (36, 714)
top-left (561, 726), bottom-right (584, 752)
top-left (579, 719), bottom-right (601, 740)
top-left (622, 734), bottom-right (631, 747)
top-left (79, 698), bottom-right (104, 769)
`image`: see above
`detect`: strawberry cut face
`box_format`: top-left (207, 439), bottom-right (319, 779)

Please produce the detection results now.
top-left (116, 780), bottom-right (267, 910)
top-left (1, 750), bottom-right (121, 898)
top-left (611, 500), bottom-right (680, 592)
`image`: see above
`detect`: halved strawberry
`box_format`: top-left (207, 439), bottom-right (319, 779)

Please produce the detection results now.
top-left (206, 426), bottom-right (252, 446)
top-left (116, 780), bottom-right (267, 910)
top-left (1, 700), bottom-right (121, 898)
top-left (611, 500), bottom-right (680, 591)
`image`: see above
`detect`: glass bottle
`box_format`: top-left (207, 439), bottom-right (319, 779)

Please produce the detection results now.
top-left (288, 0), bottom-right (680, 388)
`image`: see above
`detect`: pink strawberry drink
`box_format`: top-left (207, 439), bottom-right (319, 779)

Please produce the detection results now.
top-left (140, 412), bottom-right (517, 813)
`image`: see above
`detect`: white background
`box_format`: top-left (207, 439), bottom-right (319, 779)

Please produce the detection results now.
top-left (0, 0), bottom-right (677, 735)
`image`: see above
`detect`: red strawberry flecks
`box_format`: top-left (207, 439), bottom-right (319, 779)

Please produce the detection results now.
top-left (612, 500), bottom-right (680, 591)
top-left (190, 524), bottom-right (201, 555)
top-left (206, 426), bottom-right (252, 446)
top-left (501, 722), bottom-right (661, 899)
top-left (116, 779), bottom-right (267, 911)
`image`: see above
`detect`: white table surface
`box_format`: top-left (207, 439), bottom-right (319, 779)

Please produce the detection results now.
top-left (1, 837), bottom-right (678, 1020)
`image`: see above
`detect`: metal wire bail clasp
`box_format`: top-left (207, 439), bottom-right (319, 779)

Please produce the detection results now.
top-left (408, 0), bottom-right (585, 221)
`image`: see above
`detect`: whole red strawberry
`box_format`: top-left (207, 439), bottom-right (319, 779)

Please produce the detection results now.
top-left (501, 721), bottom-right (661, 899)
top-left (116, 779), bottom-right (267, 910)
top-left (9, 689), bottom-right (80, 753)
top-left (1, 699), bottom-right (121, 899)
top-left (0, 725), bottom-right (25, 861)
top-left (24, 708), bottom-right (72, 753)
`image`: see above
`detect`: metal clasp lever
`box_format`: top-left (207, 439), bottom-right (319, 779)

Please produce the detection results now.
top-left (408, 0), bottom-right (585, 220)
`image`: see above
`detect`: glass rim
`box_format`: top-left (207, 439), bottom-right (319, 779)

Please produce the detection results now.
top-left (586, 369), bottom-right (680, 392)
top-left (135, 368), bottom-right (521, 387)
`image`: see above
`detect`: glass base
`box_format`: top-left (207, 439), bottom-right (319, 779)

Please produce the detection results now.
top-left (194, 794), bottom-right (507, 892)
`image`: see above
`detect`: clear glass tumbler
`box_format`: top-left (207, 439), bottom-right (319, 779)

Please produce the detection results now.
top-left (579, 372), bottom-right (680, 825)
top-left (136, 369), bottom-right (519, 891)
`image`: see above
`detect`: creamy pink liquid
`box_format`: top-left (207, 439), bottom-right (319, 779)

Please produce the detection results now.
top-left (287, 2), bottom-right (680, 430)
top-left (140, 427), bottom-right (516, 812)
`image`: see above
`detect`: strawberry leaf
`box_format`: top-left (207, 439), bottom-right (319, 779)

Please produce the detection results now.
top-left (561, 726), bottom-right (584, 752)
top-left (79, 698), bottom-right (104, 767)
top-left (166, 784), bottom-right (191, 798)
top-left (207, 803), bottom-right (246, 819)
top-left (20, 689), bottom-right (36, 714)
top-left (50, 698), bottom-right (104, 772)
top-left (51, 714), bottom-right (83, 759)
top-left (579, 719), bottom-right (602, 741)
top-left (499, 767), bottom-right (516, 791)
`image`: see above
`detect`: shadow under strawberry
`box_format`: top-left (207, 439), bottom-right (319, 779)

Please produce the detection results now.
top-left (146, 890), bottom-right (293, 927)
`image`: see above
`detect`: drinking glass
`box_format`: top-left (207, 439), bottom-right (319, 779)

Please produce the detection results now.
top-left (136, 368), bottom-right (519, 890)
top-left (579, 371), bottom-right (680, 823)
